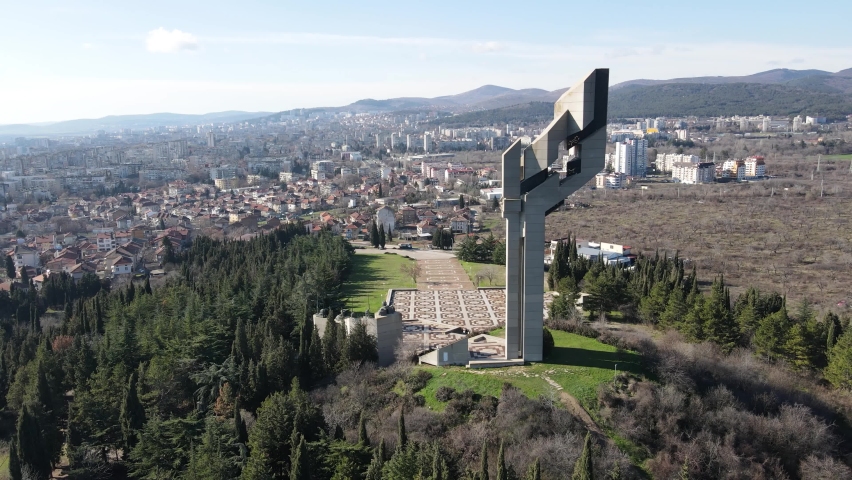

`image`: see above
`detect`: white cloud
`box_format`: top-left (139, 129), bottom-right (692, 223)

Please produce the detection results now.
top-left (146, 28), bottom-right (199, 53)
top-left (471, 41), bottom-right (506, 53)
top-left (82, 43), bottom-right (93, 49)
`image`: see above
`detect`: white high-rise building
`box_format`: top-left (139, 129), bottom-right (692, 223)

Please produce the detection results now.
top-left (207, 131), bottom-right (216, 148)
top-left (406, 134), bottom-right (413, 151)
top-left (613, 138), bottom-right (647, 177)
top-left (672, 162), bottom-right (715, 184)
top-left (423, 133), bottom-right (432, 153)
top-left (793, 116), bottom-right (803, 132)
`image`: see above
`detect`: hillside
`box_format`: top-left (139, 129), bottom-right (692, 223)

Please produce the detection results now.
top-left (608, 82), bottom-right (852, 118)
top-left (611, 68), bottom-right (835, 90)
top-left (0, 110), bottom-right (270, 136)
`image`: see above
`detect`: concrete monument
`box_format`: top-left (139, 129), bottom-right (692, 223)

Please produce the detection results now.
top-left (501, 69), bottom-right (609, 361)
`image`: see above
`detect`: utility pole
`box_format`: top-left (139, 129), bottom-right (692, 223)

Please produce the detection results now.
top-left (817, 154), bottom-right (821, 172)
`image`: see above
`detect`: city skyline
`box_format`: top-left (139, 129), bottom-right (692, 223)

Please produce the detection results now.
top-left (2, 0), bottom-right (851, 124)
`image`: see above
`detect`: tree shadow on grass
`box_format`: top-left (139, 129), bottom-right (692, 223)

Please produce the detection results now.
top-left (342, 255), bottom-right (400, 312)
top-left (546, 347), bottom-right (646, 376)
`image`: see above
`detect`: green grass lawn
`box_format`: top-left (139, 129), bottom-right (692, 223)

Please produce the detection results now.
top-left (415, 330), bottom-right (645, 413)
top-left (0, 451), bottom-right (8, 480)
top-left (822, 153), bottom-right (852, 161)
top-left (459, 261), bottom-right (505, 287)
top-left (342, 254), bottom-right (416, 315)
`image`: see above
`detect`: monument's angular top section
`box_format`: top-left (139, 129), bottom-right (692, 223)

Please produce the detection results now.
top-left (523, 69), bottom-right (609, 179)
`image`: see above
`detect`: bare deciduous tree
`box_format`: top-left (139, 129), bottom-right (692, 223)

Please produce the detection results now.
top-left (400, 261), bottom-right (421, 284)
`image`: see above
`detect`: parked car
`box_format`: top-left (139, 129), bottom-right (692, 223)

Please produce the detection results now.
top-left (398, 243), bottom-right (412, 250)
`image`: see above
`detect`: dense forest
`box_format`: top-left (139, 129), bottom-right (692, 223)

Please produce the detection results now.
top-left (608, 83), bottom-right (852, 119)
top-left (2, 226), bottom-right (852, 479)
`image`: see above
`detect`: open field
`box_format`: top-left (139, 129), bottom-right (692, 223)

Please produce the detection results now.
top-left (528, 174), bottom-right (852, 310)
top-left (341, 253), bottom-right (416, 314)
top-left (416, 330), bottom-right (645, 412)
top-left (459, 260), bottom-right (506, 287)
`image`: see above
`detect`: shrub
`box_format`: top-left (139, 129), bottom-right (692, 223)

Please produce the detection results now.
top-left (435, 386), bottom-right (456, 402)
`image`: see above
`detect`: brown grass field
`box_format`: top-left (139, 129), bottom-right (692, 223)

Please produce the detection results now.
top-left (482, 151), bottom-right (852, 311)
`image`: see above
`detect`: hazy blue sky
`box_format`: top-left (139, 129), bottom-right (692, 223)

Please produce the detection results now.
top-left (1, 0), bottom-right (850, 124)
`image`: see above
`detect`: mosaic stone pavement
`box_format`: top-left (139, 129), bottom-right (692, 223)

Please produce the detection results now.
top-left (393, 289), bottom-right (505, 330)
top-left (468, 334), bottom-right (506, 359)
top-left (417, 259), bottom-right (475, 290)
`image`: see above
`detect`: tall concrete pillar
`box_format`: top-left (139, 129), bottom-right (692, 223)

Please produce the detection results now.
top-left (501, 69), bottom-right (609, 363)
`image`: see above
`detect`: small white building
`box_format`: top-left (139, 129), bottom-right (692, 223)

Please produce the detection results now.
top-left (376, 205), bottom-right (396, 234)
top-left (12, 245), bottom-right (40, 268)
top-left (595, 172), bottom-right (624, 189)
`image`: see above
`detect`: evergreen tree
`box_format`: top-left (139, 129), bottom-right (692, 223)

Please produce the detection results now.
top-left (371, 222), bottom-right (381, 248)
top-left (15, 404), bottom-right (51, 480)
top-left (754, 308), bottom-right (791, 360)
top-left (234, 399), bottom-right (248, 444)
top-left (144, 276), bottom-right (152, 295)
top-left (703, 279), bottom-right (739, 352)
top-left (6, 254), bottom-right (15, 278)
top-left (382, 443), bottom-right (419, 480)
top-left (365, 439), bottom-right (386, 480)
top-left (479, 440), bottom-right (489, 480)
top-left (431, 443), bottom-right (448, 480)
top-left (19, 265), bottom-right (29, 286)
top-left (162, 236), bottom-right (175, 264)
top-left (322, 318), bottom-right (341, 374)
top-left (525, 458), bottom-right (541, 480)
top-left (826, 312), bottom-right (842, 352)
top-left (290, 434), bottom-right (309, 480)
top-left (496, 441), bottom-right (507, 480)
top-left (571, 433), bottom-right (594, 480)
top-left (308, 326), bottom-right (326, 382)
top-left (378, 183), bottom-right (383, 198)
top-left (358, 410), bottom-right (370, 446)
top-left (679, 456), bottom-right (690, 480)
top-left (379, 224), bottom-right (386, 249)
top-left (119, 371), bottom-right (146, 454)
top-left (459, 194), bottom-right (465, 209)
top-left (492, 197), bottom-right (499, 211)
top-left (9, 438), bottom-right (21, 480)
top-left (397, 410), bottom-right (407, 449)
top-left (825, 328), bottom-right (852, 390)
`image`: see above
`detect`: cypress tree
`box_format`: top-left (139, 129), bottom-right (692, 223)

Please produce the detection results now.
top-left (571, 432), bottom-right (594, 480)
top-left (16, 404), bottom-right (50, 480)
top-left (119, 372), bottom-right (146, 453)
top-left (308, 326), bottom-right (325, 382)
top-left (366, 439), bottom-right (386, 480)
top-left (496, 441), bottom-right (507, 480)
top-left (6, 254), bottom-right (15, 279)
top-left (379, 224), bottom-right (386, 249)
top-left (525, 458), bottom-right (541, 480)
top-left (9, 438), bottom-right (21, 480)
top-left (679, 456), bottom-right (690, 480)
top-left (479, 440), bottom-right (489, 480)
top-left (397, 410), bottom-right (407, 449)
top-left (234, 399), bottom-right (248, 444)
top-left (371, 222), bottom-right (380, 248)
top-left (290, 435), bottom-right (308, 480)
top-left (358, 410), bottom-right (370, 446)
top-left (144, 276), bottom-right (152, 295)
top-left (333, 424), bottom-right (344, 441)
top-left (322, 317), bottom-right (340, 374)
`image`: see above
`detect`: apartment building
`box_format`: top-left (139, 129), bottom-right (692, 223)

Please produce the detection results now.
top-left (672, 162), bottom-right (715, 184)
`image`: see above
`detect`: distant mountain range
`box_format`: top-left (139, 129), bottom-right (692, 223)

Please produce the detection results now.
top-left (291, 67), bottom-right (852, 121)
top-left (6, 68), bottom-right (852, 138)
top-left (0, 111), bottom-right (271, 137)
